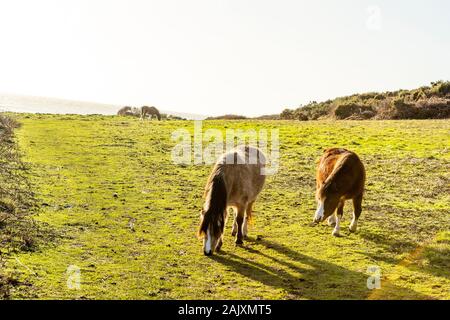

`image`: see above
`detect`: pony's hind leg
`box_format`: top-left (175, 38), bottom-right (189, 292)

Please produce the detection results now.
top-left (235, 205), bottom-right (246, 245)
top-left (242, 201), bottom-right (254, 238)
top-left (242, 216), bottom-right (248, 238)
top-left (332, 200), bottom-right (344, 237)
top-left (231, 208), bottom-right (238, 237)
top-left (350, 194), bottom-right (362, 233)
top-left (327, 214), bottom-right (337, 227)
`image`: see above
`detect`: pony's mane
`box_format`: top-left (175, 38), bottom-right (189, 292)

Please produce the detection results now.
top-left (198, 164), bottom-right (227, 239)
top-left (320, 150), bottom-right (353, 195)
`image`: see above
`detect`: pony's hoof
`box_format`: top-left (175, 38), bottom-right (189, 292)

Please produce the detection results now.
top-left (349, 227), bottom-right (357, 233)
top-left (332, 230), bottom-right (341, 237)
top-left (327, 216), bottom-right (337, 227)
top-left (235, 239), bottom-right (244, 246)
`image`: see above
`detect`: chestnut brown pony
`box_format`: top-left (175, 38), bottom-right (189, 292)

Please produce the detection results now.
top-left (313, 148), bottom-right (365, 236)
top-left (198, 146), bottom-right (266, 255)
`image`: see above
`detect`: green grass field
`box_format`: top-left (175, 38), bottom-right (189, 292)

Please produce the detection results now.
top-left (5, 115), bottom-right (450, 299)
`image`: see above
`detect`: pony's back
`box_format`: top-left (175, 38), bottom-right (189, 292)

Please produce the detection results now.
top-left (217, 145), bottom-right (266, 166)
top-left (219, 146), bottom-right (266, 208)
top-left (317, 148), bottom-right (365, 199)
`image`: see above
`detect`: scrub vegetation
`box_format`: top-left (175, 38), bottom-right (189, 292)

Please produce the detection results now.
top-left (280, 81), bottom-right (450, 121)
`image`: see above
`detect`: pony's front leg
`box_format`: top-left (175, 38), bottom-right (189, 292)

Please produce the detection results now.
top-left (216, 236), bottom-right (223, 252)
top-left (231, 222), bottom-right (237, 237)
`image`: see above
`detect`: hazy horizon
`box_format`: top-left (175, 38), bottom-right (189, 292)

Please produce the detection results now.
top-left (0, 78), bottom-right (446, 119)
top-left (1, 0), bottom-right (449, 116)
top-left (0, 94), bottom-right (208, 119)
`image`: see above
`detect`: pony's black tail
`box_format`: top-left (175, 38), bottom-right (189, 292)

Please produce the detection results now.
top-left (198, 168), bottom-right (227, 238)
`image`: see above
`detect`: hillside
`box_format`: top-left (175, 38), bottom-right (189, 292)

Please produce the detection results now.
top-left (280, 81), bottom-right (450, 121)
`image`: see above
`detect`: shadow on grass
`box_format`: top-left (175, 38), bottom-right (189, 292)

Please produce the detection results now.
top-left (212, 238), bottom-right (432, 300)
top-left (358, 229), bottom-right (418, 264)
top-left (404, 243), bottom-right (450, 281)
top-left (359, 227), bottom-right (450, 282)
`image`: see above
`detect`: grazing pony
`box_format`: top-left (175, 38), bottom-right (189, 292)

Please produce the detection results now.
top-left (117, 106), bottom-right (140, 117)
top-left (131, 107), bottom-right (141, 116)
top-left (141, 106), bottom-right (161, 120)
top-left (117, 106), bottom-right (132, 116)
top-left (198, 146), bottom-right (266, 255)
top-left (313, 148), bottom-right (365, 236)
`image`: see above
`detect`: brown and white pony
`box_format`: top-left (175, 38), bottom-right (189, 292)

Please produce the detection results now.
top-left (117, 106), bottom-right (132, 116)
top-left (141, 106), bottom-right (161, 120)
top-left (313, 148), bottom-right (365, 236)
top-left (198, 146), bottom-right (266, 255)
top-left (117, 106), bottom-right (140, 117)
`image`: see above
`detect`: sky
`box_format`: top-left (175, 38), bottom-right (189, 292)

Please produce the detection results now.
top-left (0, 0), bottom-right (449, 117)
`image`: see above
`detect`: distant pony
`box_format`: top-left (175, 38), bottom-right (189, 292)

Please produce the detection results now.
top-left (117, 106), bottom-right (132, 116)
top-left (130, 107), bottom-right (141, 116)
top-left (198, 146), bottom-right (266, 255)
top-left (313, 148), bottom-right (365, 236)
top-left (141, 106), bottom-right (161, 120)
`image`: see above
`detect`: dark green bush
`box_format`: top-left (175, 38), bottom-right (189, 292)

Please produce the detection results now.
top-left (280, 81), bottom-right (450, 120)
top-left (334, 103), bottom-right (375, 119)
